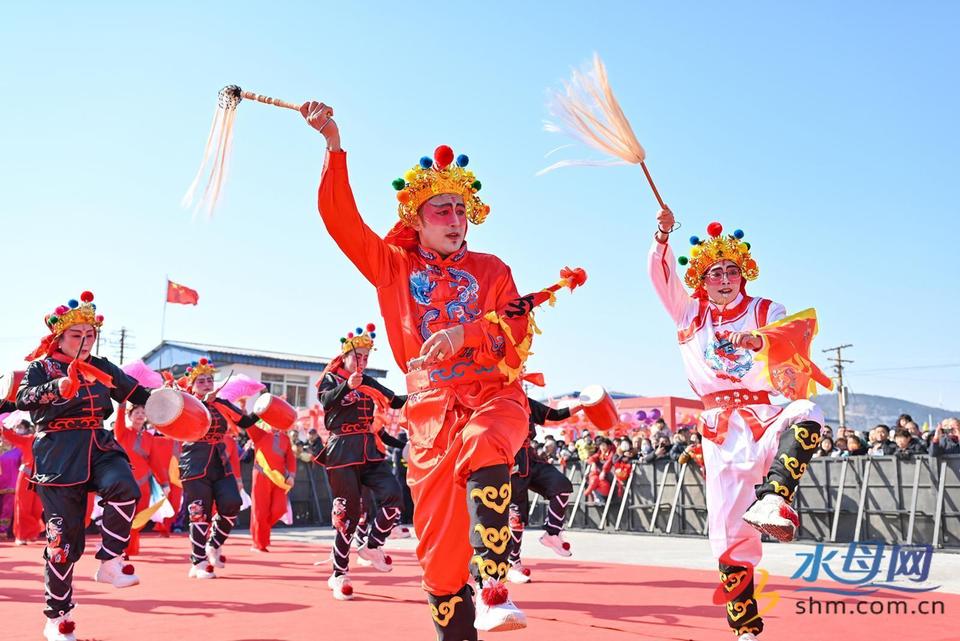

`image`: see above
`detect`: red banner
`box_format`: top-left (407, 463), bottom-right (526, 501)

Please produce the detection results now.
top-left (166, 280), bottom-right (199, 305)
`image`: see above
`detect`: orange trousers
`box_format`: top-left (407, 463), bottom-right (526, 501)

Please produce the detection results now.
top-left (126, 482), bottom-right (152, 557)
top-left (14, 471), bottom-right (44, 541)
top-left (250, 469), bottom-right (288, 550)
top-left (408, 391), bottom-right (527, 596)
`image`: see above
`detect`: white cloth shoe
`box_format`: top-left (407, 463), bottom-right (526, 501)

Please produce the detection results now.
top-left (738, 633), bottom-right (760, 641)
top-left (539, 532), bottom-right (573, 557)
top-left (389, 525), bottom-right (412, 539)
top-left (188, 562), bottom-right (217, 579)
top-left (327, 573), bottom-right (354, 600)
top-left (43, 613), bottom-right (76, 641)
top-left (206, 543), bottom-right (225, 568)
top-left (93, 557), bottom-right (140, 588)
top-left (742, 493), bottom-right (798, 542)
top-left (357, 545), bottom-right (393, 572)
top-left (507, 564), bottom-right (532, 584)
top-left (474, 579), bottom-right (527, 632)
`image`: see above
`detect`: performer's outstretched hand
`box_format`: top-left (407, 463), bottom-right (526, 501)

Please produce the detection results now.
top-left (413, 326), bottom-right (464, 369)
top-left (729, 331), bottom-right (763, 351)
top-left (656, 206), bottom-right (675, 242)
top-left (348, 371), bottom-right (363, 389)
top-left (300, 101), bottom-right (340, 151)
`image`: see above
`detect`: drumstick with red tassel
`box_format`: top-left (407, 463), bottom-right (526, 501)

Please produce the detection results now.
top-left (182, 85), bottom-right (332, 217)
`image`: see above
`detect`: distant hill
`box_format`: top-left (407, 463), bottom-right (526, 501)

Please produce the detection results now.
top-left (812, 392), bottom-right (957, 430)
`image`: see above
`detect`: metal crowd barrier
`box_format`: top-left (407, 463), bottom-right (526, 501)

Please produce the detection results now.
top-left (230, 454), bottom-right (960, 549)
top-left (555, 455), bottom-right (960, 548)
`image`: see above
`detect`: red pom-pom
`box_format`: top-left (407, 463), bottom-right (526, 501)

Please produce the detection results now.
top-left (521, 567), bottom-right (531, 576)
top-left (560, 266), bottom-right (588, 291)
top-left (347, 332), bottom-right (354, 338)
top-left (341, 583), bottom-right (354, 596)
top-left (707, 222), bottom-right (723, 237)
top-left (434, 145), bottom-right (454, 170)
top-left (59, 621), bottom-right (76, 634)
top-left (199, 358), bottom-right (208, 365)
top-left (206, 564), bottom-right (214, 573)
top-left (384, 555), bottom-right (392, 565)
top-left (366, 323), bottom-right (376, 332)
top-left (481, 581), bottom-right (509, 606)
top-left (562, 542), bottom-right (571, 550)
top-left (220, 554), bottom-right (227, 563)
top-left (779, 503), bottom-right (799, 528)
top-left (80, 291), bottom-right (94, 303)
top-left (95, 314), bottom-right (104, 323)
top-left (122, 563), bottom-right (135, 575)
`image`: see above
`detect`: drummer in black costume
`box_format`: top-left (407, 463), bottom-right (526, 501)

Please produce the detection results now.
top-left (17, 291), bottom-right (152, 641)
top-left (176, 358), bottom-right (261, 579)
top-left (314, 323), bottom-right (406, 601)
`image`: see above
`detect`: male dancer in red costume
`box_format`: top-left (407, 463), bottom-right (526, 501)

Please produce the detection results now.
top-left (302, 99), bottom-right (580, 637)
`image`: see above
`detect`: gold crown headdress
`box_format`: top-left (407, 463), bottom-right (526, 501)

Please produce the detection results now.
top-left (46, 291), bottom-right (104, 336)
top-left (341, 324), bottom-right (376, 354)
top-left (392, 145), bottom-right (489, 226)
top-left (184, 358), bottom-right (216, 384)
top-left (677, 222), bottom-right (758, 289)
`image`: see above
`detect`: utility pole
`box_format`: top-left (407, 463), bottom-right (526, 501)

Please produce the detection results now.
top-left (118, 327), bottom-right (127, 364)
top-left (823, 344), bottom-right (853, 428)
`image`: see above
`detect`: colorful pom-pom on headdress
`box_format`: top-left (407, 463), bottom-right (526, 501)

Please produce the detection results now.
top-left (185, 357), bottom-right (216, 384)
top-left (391, 145), bottom-right (489, 227)
top-left (340, 323), bottom-right (377, 354)
top-left (44, 290), bottom-right (104, 337)
top-left (676, 222), bottom-right (759, 289)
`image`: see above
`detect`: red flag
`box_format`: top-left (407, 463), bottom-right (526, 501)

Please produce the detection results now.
top-left (166, 280), bottom-right (199, 305)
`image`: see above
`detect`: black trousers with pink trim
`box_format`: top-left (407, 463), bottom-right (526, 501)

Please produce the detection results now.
top-left (36, 448), bottom-right (140, 618)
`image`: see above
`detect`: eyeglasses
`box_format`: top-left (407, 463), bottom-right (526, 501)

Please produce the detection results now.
top-left (703, 266), bottom-right (743, 283)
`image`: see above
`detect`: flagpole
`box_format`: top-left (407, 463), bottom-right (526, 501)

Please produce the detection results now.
top-left (160, 275), bottom-right (168, 369)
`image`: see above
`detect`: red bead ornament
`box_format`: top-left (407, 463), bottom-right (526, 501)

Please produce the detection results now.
top-left (347, 332), bottom-right (354, 338)
top-left (434, 145), bottom-right (454, 170)
top-left (707, 222), bottom-right (723, 237)
top-left (366, 323), bottom-right (376, 332)
top-left (80, 291), bottom-right (94, 303)
top-left (199, 358), bottom-right (208, 365)
top-left (481, 581), bottom-right (509, 606)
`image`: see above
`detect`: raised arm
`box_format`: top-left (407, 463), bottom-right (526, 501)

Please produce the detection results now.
top-left (647, 206), bottom-right (698, 326)
top-left (303, 101), bottom-right (401, 288)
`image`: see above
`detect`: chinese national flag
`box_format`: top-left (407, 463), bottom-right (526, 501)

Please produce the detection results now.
top-left (166, 280), bottom-right (199, 305)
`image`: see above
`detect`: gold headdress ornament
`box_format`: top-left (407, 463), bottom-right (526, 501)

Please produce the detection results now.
top-left (677, 222), bottom-right (758, 289)
top-left (26, 290), bottom-right (105, 361)
top-left (341, 323), bottom-right (376, 354)
top-left (392, 145), bottom-right (489, 227)
top-left (46, 291), bottom-right (104, 337)
top-left (184, 358), bottom-right (216, 384)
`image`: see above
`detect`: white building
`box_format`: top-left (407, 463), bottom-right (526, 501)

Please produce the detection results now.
top-left (141, 340), bottom-right (389, 410)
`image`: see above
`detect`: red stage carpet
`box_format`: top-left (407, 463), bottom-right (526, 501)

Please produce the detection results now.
top-left (0, 534), bottom-right (954, 641)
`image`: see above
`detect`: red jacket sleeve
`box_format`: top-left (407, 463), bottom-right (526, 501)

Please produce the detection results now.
top-left (113, 405), bottom-right (134, 450)
top-left (317, 150), bottom-right (403, 288)
top-left (284, 437), bottom-right (297, 477)
top-left (0, 428), bottom-right (32, 454)
top-left (226, 437), bottom-right (242, 480)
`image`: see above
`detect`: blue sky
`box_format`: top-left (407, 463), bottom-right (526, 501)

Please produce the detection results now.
top-left (2, 2), bottom-right (958, 410)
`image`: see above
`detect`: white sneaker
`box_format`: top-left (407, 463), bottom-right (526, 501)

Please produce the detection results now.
top-left (206, 543), bottom-right (225, 568)
top-left (389, 525), bottom-right (412, 539)
top-left (539, 532), bottom-right (573, 557)
top-left (742, 493), bottom-right (799, 542)
top-left (357, 545), bottom-right (393, 572)
top-left (43, 613), bottom-right (76, 641)
top-left (474, 579), bottom-right (527, 632)
top-left (507, 564), bottom-right (532, 584)
top-left (188, 562), bottom-right (217, 579)
top-left (738, 634), bottom-right (760, 641)
top-left (15, 539), bottom-right (27, 546)
top-left (327, 573), bottom-right (354, 601)
top-left (93, 557), bottom-right (140, 588)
